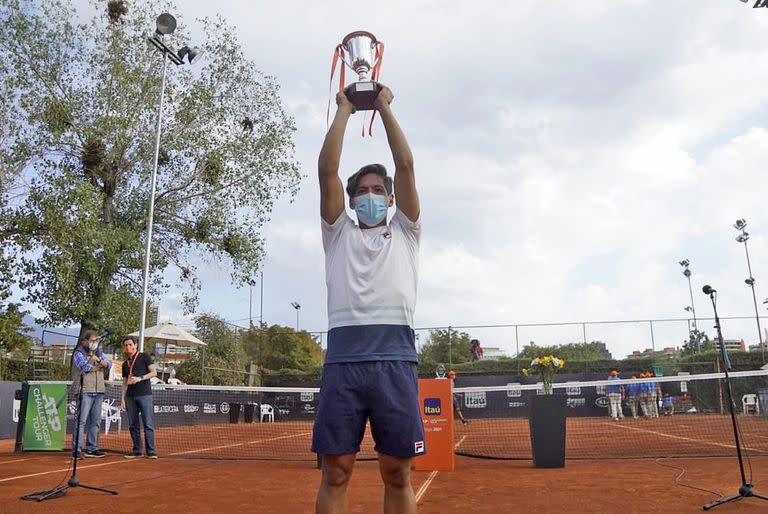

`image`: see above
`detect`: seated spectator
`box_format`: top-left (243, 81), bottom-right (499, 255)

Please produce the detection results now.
top-left (662, 393), bottom-right (675, 416)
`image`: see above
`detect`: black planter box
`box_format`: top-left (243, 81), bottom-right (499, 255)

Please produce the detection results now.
top-left (529, 394), bottom-right (566, 468)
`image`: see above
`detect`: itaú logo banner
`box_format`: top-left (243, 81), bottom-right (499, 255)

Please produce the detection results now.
top-left (423, 398), bottom-right (441, 415)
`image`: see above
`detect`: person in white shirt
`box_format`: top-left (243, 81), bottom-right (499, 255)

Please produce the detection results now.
top-left (313, 84), bottom-right (422, 514)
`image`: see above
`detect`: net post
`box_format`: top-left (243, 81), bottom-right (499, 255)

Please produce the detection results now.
top-left (14, 382), bottom-right (29, 453)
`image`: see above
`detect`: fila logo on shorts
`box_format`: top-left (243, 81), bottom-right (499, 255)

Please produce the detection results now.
top-left (414, 441), bottom-right (425, 454)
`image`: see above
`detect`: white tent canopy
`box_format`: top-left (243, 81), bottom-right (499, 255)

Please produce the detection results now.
top-left (128, 322), bottom-right (206, 348)
top-left (127, 322), bottom-right (206, 381)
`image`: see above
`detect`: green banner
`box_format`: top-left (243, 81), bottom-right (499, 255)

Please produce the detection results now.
top-left (23, 384), bottom-right (68, 451)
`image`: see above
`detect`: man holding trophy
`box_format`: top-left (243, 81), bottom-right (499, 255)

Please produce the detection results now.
top-left (313, 31), bottom-right (422, 514)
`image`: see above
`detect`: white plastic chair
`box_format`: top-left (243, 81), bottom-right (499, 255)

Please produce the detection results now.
top-left (742, 394), bottom-right (759, 414)
top-left (260, 404), bottom-right (274, 422)
top-left (102, 399), bottom-right (122, 435)
top-left (167, 378), bottom-right (183, 385)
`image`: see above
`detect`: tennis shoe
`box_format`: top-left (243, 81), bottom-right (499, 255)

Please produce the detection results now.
top-left (124, 452), bottom-right (142, 459)
top-left (147, 453), bottom-right (158, 459)
top-left (84, 449), bottom-right (106, 458)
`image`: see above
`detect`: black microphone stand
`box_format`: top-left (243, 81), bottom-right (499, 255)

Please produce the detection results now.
top-left (703, 288), bottom-right (767, 510)
top-left (22, 344), bottom-right (118, 501)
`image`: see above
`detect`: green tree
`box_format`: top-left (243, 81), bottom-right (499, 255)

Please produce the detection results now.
top-left (418, 328), bottom-right (473, 366)
top-left (681, 329), bottom-right (715, 356)
top-left (242, 324), bottom-right (322, 372)
top-left (176, 313), bottom-right (246, 385)
top-left (0, 292), bottom-right (32, 355)
top-left (0, 0), bottom-right (299, 339)
top-left (518, 341), bottom-right (606, 362)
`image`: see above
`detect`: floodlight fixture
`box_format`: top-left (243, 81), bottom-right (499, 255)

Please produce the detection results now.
top-left (155, 13), bottom-right (177, 36)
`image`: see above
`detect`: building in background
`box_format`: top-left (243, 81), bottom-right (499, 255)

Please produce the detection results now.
top-left (627, 347), bottom-right (681, 359)
top-left (747, 328), bottom-right (768, 353)
top-left (717, 339), bottom-right (745, 352)
top-left (150, 302), bottom-right (160, 326)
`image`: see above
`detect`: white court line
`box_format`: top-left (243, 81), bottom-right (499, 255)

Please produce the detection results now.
top-left (0, 458), bottom-right (135, 483)
top-left (0, 457), bottom-right (44, 465)
top-left (415, 471), bottom-right (438, 503)
top-left (168, 431), bottom-right (312, 456)
top-left (605, 422), bottom-right (766, 453)
top-left (2, 431), bottom-right (315, 481)
top-left (414, 435), bottom-right (467, 505)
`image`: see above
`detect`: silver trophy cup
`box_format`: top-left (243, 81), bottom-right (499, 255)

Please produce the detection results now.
top-left (340, 31), bottom-right (382, 111)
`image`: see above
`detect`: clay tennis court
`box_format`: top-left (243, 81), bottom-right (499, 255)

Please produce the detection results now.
top-left (2, 415), bottom-right (767, 512)
top-left (1, 453), bottom-right (766, 512)
top-left (8, 413), bottom-right (767, 460)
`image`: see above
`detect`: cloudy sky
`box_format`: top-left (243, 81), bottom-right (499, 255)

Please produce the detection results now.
top-left (36, 0), bottom-right (768, 358)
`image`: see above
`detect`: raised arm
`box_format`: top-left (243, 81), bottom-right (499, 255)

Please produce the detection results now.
top-left (318, 92), bottom-right (355, 224)
top-left (374, 85), bottom-right (419, 222)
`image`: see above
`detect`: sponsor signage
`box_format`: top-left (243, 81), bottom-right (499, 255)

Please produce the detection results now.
top-left (220, 402), bottom-right (230, 414)
top-left (204, 403), bottom-right (217, 414)
top-left (23, 384), bottom-right (67, 451)
top-left (464, 391), bottom-right (487, 409)
top-left (154, 405), bottom-right (180, 414)
top-left (300, 391), bottom-right (314, 402)
top-left (506, 383), bottom-right (522, 398)
top-left (184, 404), bottom-right (199, 413)
top-left (424, 398), bottom-right (441, 415)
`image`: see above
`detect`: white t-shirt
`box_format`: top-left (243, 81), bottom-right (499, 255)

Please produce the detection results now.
top-left (322, 208), bottom-right (420, 363)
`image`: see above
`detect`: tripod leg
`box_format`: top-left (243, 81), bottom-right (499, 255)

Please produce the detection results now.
top-left (703, 493), bottom-right (744, 510)
top-left (77, 483), bottom-right (118, 495)
top-left (34, 485), bottom-right (69, 502)
top-left (749, 492), bottom-right (768, 501)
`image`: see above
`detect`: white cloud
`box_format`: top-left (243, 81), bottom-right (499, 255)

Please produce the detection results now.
top-left (38, 0), bottom-right (768, 357)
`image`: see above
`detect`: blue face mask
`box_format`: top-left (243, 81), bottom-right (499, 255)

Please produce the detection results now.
top-left (354, 192), bottom-right (389, 226)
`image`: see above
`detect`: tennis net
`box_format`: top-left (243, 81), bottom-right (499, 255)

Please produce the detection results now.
top-left (14, 370), bottom-right (768, 460)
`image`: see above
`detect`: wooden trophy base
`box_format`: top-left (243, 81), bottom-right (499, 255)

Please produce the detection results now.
top-left (344, 81), bottom-right (381, 111)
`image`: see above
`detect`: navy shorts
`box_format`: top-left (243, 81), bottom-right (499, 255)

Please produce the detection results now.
top-left (311, 361), bottom-right (426, 458)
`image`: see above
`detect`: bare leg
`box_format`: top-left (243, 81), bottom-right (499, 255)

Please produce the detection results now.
top-left (378, 453), bottom-right (416, 514)
top-left (316, 453), bottom-right (356, 514)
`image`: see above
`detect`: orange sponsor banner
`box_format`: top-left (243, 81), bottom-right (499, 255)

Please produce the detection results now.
top-left (414, 378), bottom-right (455, 471)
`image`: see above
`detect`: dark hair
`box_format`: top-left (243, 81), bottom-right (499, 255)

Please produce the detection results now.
top-left (80, 329), bottom-right (99, 343)
top-left (122, 336), bottom-right (138, 345)
top-left (346, 164), bottom-right (392, 198)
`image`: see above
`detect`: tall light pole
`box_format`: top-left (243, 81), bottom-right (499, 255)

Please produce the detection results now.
top-left (734, 219), bottom-right (764, 361)
top-left (137, 14), bottom-right (202, 352)
top-left (679, 259), bottom-right (698, 350)
top-left (291, 302), bottom-right (301, 331)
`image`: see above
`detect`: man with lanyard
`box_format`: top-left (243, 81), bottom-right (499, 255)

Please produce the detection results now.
top-left (606, 370), bottom-right (624, 421)
top-left (626, 375), bottom-right (641, 419)
top-left (120, 336), bottom-right (158, 458)
top-left (313, 84), bottom-right (422, 513)
top-left (71, 329), bottom-right (111, 459)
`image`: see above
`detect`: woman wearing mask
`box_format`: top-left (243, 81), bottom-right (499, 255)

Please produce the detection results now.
top-left (70, 329), bottom-right (112, 459)
top-left (119, 336), bottom-right (158, 458)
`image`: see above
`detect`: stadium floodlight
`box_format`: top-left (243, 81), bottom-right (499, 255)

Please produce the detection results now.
top-left (177, 46), bottom-right (203, 65)
top-left (290, 302), bottom-right (301, 331)
top-left (733, 218), bottom-right (763, 362)
top-left (155, 13), bottom-right (177, 35)
top-left (137, 13), bottom-right (203, 352)
top-left (679, 259), bottom-right (698, 338)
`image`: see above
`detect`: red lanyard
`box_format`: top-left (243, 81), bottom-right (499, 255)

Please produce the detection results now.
top-left (126, 353), bottom-right (140, 380)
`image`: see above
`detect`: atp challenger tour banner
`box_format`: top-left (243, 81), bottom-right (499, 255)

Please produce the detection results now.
top-left (23, 384), bottom-right (67, 450)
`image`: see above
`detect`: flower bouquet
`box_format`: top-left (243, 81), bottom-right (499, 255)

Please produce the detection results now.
top-left (522, 355), bottom-right (565, 395)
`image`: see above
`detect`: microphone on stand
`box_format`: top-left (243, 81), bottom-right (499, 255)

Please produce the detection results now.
top-left (99, 327), bottom-right (115, 338)
top-left (702, 285), bottom-right (716, 295)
